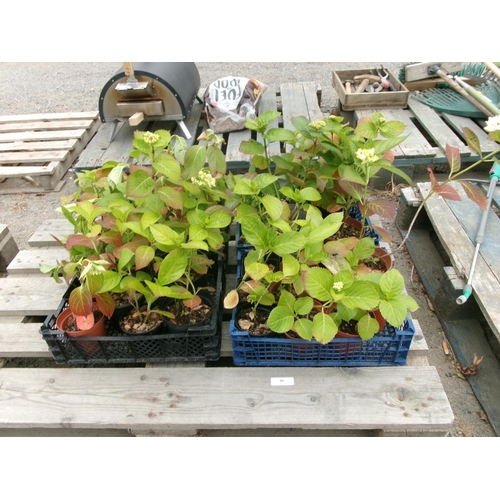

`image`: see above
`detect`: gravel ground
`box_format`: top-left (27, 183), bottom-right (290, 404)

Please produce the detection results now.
top-left (0, 62), bottom-right (497, 437)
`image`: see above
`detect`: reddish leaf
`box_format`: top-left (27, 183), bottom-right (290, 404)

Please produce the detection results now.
top-left (183, 295), bottom-right (202, 308)
top-left (446, 144), bottom-right (461, 175)
top-left (365, 199), bottom-right (397, 220)
top-left (382, 150), bottom-right (395, 163)
top-left (94, 292), bottom-right (116, 319)
top-left (433, 183), bottom-right (461, 201)
top-left (458, 180), bottom-right (488, 211)
top-left (69, 286), bottom-right (93, 318)
top-left (66, 234), bottom-right (95, 250)
top-left (223, 289), bottom-right (239, 309)
top-left (427, 167), bottom-right (437, 186)
top-left (372, 225), bottom-right (392, 244)
top-left (75, 311), bottom-right (95, 331)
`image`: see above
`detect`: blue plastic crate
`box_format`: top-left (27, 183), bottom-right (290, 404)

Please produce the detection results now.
top-left (229, 306), bottom-right (415, 367)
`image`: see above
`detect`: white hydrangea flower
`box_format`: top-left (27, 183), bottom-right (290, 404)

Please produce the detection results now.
top-left (191, 169), bottom-right (216, 189)
top-left (142, 131), bottom-right (160, 144)
top-left (355, 148), bottom-right (379, 164)
top-left (484, 115), bottom-right (500, 133)
top-left (332, 281), bottom-right (344, 292)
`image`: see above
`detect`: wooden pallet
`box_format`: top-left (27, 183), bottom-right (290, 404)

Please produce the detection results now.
top-left (74, 82), bottom-right (325, 171)
top-left (0, 218), bottom-right (454, 436)
top-left (0, 112), bottom-right (101, 193)
top-left (396, 182), bottom-right (500, 435)
top-left (353, 95), bottom-right (497, 167)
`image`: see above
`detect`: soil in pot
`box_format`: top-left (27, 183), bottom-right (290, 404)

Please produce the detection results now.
top-left (119, 307), bottom-right (164, 335)
top-left (236, 303), bottom-right (274, 337)
top-left (163, 291), bottom-right (213, 331)
top-left (56, 307), bottom-right (106, 355)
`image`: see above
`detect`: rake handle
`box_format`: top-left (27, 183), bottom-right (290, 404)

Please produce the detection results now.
top-left (433, 68), bottom-right (494, 117)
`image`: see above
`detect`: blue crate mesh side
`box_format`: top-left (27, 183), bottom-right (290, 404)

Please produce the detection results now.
top-left (230, 310), bottom-right (415, 367)
top-left (348, 206), bottom-right (381, 245)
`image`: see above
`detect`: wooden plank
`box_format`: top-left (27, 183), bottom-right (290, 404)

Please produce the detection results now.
top-left (381, 109), bottom-right (439, 158)
top-left (0, 139), bottom-right (78, 152)
top-left (0, 274), bottom-right (68, 316)
top-left (0, 112), bottom-right (98, 124)
top-left (281, 82), bottom-right (311, 153)
top-left (303, 82), bottom-right (324, 121)
top-left (225, 129), bottom-right (251, 164)
top-left (7, 247), bottom-right (68, 274)
top-left (0, 150), bottom-right (68, 164)
top-left (407, 97), bottom-right (472, 156)
top-left (0, 162), bottom-right (59, 178)
top-left (0, 366), bottom-right (454, 433)
top-left (0, 322), bottom-right (52, 358)
top-left (0, 120), bottom-right (96, 133)
top-left (0, 277), bottom-right (67, 315)
top-left (28, 219), bottom-right (73, 247)
top-left (404, 62), bottom-right (462, 83)
top-left (257, 85), bottom-right (281, 157)
top-left (0, 129), bottom-right (91, 144)
top-left (419, 181), bottom-right (500, 344)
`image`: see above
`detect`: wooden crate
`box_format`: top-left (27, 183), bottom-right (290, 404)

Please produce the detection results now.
top-left (333, 67), bottom-right (409, 111)
top-left (0, 112), bottom-right (101, 193)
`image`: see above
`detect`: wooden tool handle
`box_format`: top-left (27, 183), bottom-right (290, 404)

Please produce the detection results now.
top-left (484, 62), bottom-right (500, 80)
top-left (354, 74), bottom-right (380, 83)
top-left (123, 62), bottom-right (135, 76)
top-left (436, 69), bottom-right (494, 117)
top-left (345, 81), bottom-right (352, 94)
top-left (355, 78), bottom-right (370, 93)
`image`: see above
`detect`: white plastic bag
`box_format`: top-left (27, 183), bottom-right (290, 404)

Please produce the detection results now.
top-left (203, 76), bottom-right (267, 133)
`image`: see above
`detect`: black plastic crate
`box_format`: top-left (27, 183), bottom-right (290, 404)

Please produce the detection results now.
top-left (40, 255), bottom-right (226, 365)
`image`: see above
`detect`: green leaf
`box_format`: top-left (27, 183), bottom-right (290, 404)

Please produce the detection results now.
top-left (135, 245), bottom-right (155, 270)
top-left (295, 318), bottom-right (313, 340)
top-left (157, 186), bottom-right (182, 210)
top-left (268, 306), bottom-right (295, 333)
top-left (379, 268), bottom-right (405, 298)
top-left (126, 170), bottom-right (154, 198)
top-left (265, 128), bottom-right (296, 143)
top-left (259, 110), bottom-right (281, 126)
top-left (304, 267), bottom-right (334, 302)
top-left (240, 217), bottom-right (269, 248)
top-left (354, 120), bottom-right (378, 139)
top-left (150, 224), bottom-right (184, 247)
top-left (341, 281), bottom-right (380, 310)
top-left (294, 296), bottom-right (313, 315)
top-left (206, 210), bottom-right (232, 229)
top-left (239, 139), bottom-right (265, 155)
top-left (373, 136), bottom-right (408, 155)
top-left (379, 298), bottom-right (408, 328)
top-left (281, 254), bottom-right (300, 278)
top-left (312, 312), bottom-right (338, 344)
top-left (245, 261), bottom-right (270, 281)
top-left (207, 145), bottom-right (227, 175)
top-left (188, 224), bottom-right (208, 242)
top-left (261, 195), bottom-right (283, 221)
top-left (153, 152), bottom-right (182, 182)
top-left (182, 145), bottom-right (206, 180)
top-left (157, 248), bottom-right (188, 286)
top-left (271, 232), bottom-right (307, 256)
top-left (379, 120), bottom-right (406, 139)
top-left (300, 187), bottom-right (322, 201)
top-left (357, 313), bottom-right (381, 340)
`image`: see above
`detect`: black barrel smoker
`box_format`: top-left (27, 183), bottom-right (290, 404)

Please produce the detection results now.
top-left (98, 62), bottom-right (201, 141)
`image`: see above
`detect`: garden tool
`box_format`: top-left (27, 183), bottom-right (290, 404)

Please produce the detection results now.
top-left (457, 162), bottom-right (500, 305)
top-left (427, 64), bottom-right (495, 117)
top-left (376, 66), bottom-right (396, 91)
top-left (453, 76), bottom-right (500, 116)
